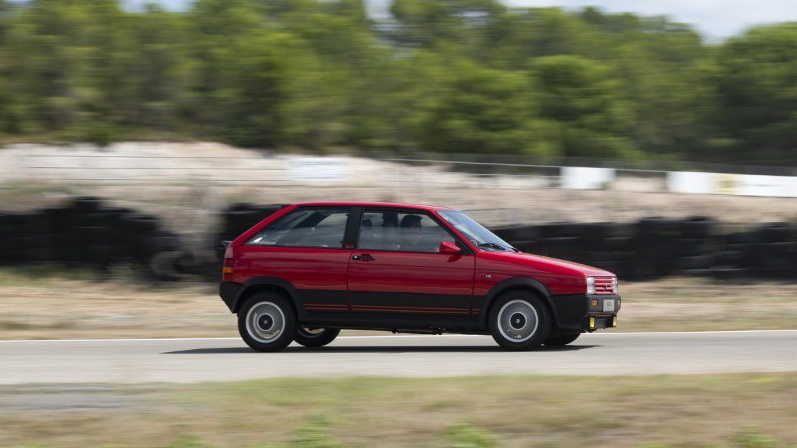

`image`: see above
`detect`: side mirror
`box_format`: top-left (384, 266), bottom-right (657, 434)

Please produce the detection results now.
top-left (439, 241), bottom-right (461, 255)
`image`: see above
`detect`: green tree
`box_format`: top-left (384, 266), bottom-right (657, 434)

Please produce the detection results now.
top-left (484, 8), bottom-right (602, 68)
top-left (187, 0), bottom-right (263, 130)
top-left (122, 5), bottom-right (192, 131)
top-left (1, 0), bottom-right (794, 166)
top-left (389, 0), bottom-right (505, 49)
top-left (0, 0), bottom-right (11, 135)
top-left (608, 25), bottom-right (714, 160)
top-left (532, 55), bottom-right (637, 159)
top-left (262, 0), bottom-right (375, 149)
top-left (714, 24), bottom-right (797, 164)
top-left (412, 60), bottom-right (546, 155)
top-left (4, 0), bottom-right (135, 139)
top-left (213, 31), bottom-right (300, 147)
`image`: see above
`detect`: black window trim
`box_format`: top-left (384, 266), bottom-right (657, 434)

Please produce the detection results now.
top-left (244, 205), bottom-right (357, 250)
top-left (353, 206), bottom-right (474, 255)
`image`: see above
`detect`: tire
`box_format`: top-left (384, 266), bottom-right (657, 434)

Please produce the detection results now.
top-left (758, 222), bottom-right (793, 243)
top-left (680, 216), bottom-right (714, 239)
top-left (71, 196), bottom-right (104, 214)
top-left (238, 293), bottom-right (297, 352)
top-left (294, 327), bottom-right (341, 348)
top-left (488, 291), bottom-right (551, 351)
top-left (679, 254), bottom-right (713, 270)
top-left (544, 332), bottom-right (581, 347)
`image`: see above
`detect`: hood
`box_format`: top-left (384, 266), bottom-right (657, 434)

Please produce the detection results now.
top-left (482, 251), bottom-right (616, 277)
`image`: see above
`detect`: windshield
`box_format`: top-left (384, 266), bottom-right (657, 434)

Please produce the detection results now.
top-left (438, 210), bottom-right (516, 252)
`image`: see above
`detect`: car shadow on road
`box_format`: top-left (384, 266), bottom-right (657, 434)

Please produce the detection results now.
top-left (163, 344), bottom-right (598, 355)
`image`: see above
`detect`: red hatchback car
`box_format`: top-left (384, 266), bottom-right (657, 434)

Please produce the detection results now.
top-left (219, 202), bottom-right (621, 351)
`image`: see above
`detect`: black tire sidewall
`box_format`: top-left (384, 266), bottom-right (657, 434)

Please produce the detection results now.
top-left (489, 291), bottom-right (551, 351)
top-left (238, 293), bottom-right (297, 352)
top-left (294, 328), bottom-right (341, 348)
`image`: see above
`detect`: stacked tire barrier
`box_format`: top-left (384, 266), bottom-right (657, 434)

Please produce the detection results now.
top-left (216, 203), bottom-right (285, 244)
top-left (213, 203), bottom-right (284, 261)
top-left (2, 198), bottom-right (795, 283)
top-left (214, 206), bottom-right (797, 281)
top-left (0, 197), bottom-right (182, 279)
top-left (720, 223), bottom-right (795, 279)
top-left (490, 217), bottom-right (797, 281)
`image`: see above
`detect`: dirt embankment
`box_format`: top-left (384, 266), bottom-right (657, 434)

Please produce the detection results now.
top-left (1, 273), bottom-right (795, 340)
top-left (1, 142), bottom-right (795, 229)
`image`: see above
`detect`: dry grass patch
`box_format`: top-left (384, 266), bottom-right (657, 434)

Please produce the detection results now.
top-left (0, 266), bottom-right (236, 340)
top-left (611, 277), bottom-right (797, 332)
top-left (0, 374), bottom-right (795, 447)
top-left (1, 268), bottom-right (796, 340)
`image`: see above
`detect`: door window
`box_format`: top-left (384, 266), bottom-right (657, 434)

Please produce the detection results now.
top-left (358, 210), bottom-right (455, 253)
top-left (246, 208), bottom-right (350, 248)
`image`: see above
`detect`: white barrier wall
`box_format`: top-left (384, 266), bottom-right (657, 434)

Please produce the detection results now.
top-left (667, 171), bottom-right (716, 194)
top-left (736, 174), bottom-right (797, 197)
top-left (287, 157), bottom-right (349, 182)
top-left (666, 171), bottom-right (797, 197)
top-left (561, 167), bottom-right (616, 190)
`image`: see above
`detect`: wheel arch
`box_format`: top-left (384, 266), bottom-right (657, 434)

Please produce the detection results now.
top-left (234, 277), bottom-right (298, 315)
top-left (480, 277), bottom-right (559, 328)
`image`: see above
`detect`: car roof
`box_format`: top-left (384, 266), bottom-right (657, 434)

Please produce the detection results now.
top-left (290, 201), bottom-right (453, 212)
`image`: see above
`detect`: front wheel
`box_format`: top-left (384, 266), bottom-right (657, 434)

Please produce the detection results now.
top-left (544, 332), bottom-right (581, 347)
top-left (238, 293), bottom-right (297, 352)
top-left (489, 291), bottom-right (551, 351)
top-left (294, 327), bottom-right (340, 348)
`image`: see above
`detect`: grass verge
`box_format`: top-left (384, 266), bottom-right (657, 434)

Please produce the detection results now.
top-left (1, 268), bottom-right (796, 339)
top-left (0, 374), bottom-right (795, 447)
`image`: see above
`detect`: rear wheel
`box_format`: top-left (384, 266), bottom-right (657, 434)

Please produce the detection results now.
top-left (489, 291), bottom-right (551, 351)
top-left (544, 332), bottom-right (581, 347)
top-left (294, 327), bottom-right (340, 348)
top-left (238, 292), bottom-right (297, 352)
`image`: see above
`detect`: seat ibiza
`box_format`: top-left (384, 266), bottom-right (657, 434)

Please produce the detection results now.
top-left (219, 202), bottom-right (621, 351)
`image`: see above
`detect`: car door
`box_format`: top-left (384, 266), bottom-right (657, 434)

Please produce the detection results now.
top-left (347, 208), bottom-right (475, 317)
top-left (238, 206), bottom-right (354, 314)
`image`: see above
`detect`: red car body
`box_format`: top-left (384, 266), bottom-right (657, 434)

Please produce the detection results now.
top-left (220, 202), bottom-right (621, 351)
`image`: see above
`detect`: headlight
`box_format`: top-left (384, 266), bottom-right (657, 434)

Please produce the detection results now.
top-left (586, 276), bottom-right (596, 294)
top-left (612, 277), bottom-right (619, 293)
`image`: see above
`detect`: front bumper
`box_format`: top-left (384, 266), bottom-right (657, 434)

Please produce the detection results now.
top-left (551, 293), bottom-right (621, 331)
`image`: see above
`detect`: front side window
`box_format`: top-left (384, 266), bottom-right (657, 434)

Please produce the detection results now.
top-left (358, 210), bottom-right (455, 253)
top-left (247, 207), bottom-right (350, 248)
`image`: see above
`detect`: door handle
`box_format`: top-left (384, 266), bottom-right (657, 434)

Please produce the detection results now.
top-left (352, 254), bottom-right (375, 261)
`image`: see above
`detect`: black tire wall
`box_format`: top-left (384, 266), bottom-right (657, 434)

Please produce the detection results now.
top-left (2, 198), bottom-right (794, 283)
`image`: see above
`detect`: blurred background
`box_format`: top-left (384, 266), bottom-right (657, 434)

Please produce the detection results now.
top-left (1, 1), bottom-right (797, 447)
top-left (2, 0), bottom-right (797, 282)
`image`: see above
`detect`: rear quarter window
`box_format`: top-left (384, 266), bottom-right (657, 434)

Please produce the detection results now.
top-left (247, 208), bottom-right (350, 249)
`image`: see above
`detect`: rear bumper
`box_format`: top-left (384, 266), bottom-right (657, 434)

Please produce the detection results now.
top-left (219, 281), bottom-right (245, 313)
top-left (551, 293), bottom-right (621, 331)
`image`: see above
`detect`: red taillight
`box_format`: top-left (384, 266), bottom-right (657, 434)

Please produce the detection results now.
top-left (222, 244), bottom-right (235, 281)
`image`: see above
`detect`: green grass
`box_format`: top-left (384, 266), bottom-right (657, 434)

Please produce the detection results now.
top-left (0, 180), bottom-right (75, 196)
top-left (1, 375), bottom-right (795, 447)
top-left (0, 264), bottom-right (103, 286)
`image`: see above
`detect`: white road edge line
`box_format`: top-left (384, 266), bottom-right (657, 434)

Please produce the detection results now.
top-left (0, 329), bottom-right (795, 343)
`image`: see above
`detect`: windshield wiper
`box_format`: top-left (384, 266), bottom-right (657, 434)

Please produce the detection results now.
top-left (477, 242), bottom-right (517, 252)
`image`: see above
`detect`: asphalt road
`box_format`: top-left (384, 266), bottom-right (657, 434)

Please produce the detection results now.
top-left (1, 331), bottom-right (795, 384)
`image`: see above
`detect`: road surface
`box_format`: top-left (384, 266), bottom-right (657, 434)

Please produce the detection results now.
top-left (0, 331), bottom-right (795, 384)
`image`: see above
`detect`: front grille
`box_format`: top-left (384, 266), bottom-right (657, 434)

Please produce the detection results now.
top-left (594, 277), bottom-right (615, 294)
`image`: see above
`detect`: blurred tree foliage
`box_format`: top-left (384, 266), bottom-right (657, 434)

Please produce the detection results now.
top-left (0, 0), bottom-right (795, 164)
